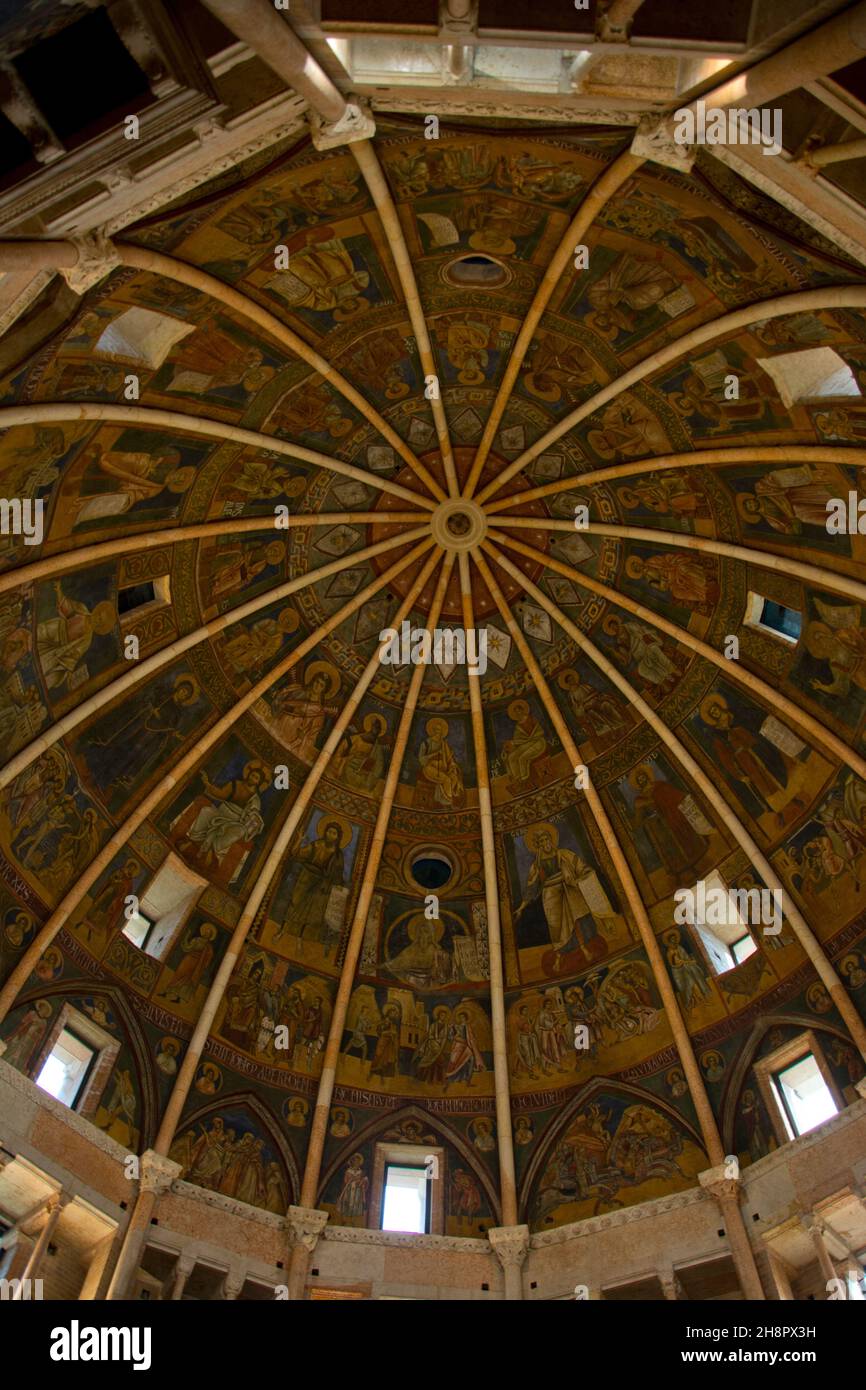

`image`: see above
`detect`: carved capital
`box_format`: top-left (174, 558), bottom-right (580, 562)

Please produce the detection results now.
top-left (59, 232), bottom-right (122, 295)
top-left (286, 1205), bottom-right (329, 1252)
top-left (800, 1213), bottom-right (825, 1239)
top-left (487, 1223), bottom-right (530, 1270)
top-left (855, 1076), bottom-right (866, 1101)
top-left (630, 115), bottom-right (695, 173)
top-left (139, 1150), bottom-right (183, 1196)
top-left (439, 0), bottom-right (478, 36)
top-left (308, 99), bottom-right (376, 151)
top-left (698, 1164), bottom-right (741, 1203)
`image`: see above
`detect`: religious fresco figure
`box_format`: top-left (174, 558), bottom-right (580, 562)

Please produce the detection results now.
top-left (586, 397), bottom-right (670, 460)
top-left (171, 760), bottom-right (269, 886)
top-left (0, 998), bottom-right (52, 1070)
top-left (335, 713), bottom-right (389, 792)
top-left (557, 669), bottom-right (628, 740)
top-left (70, 442), bottom-right (191, 528)
top-left (336, 1153), bottom-right (369, 1220)
top-left (222, 957), bottom-right (269, 1051)
top-left (624, 551), bottom-right (719, 614)
top-left (0, 597), bottom-right (46, 754)
top-left (369, 1003), bottom-right (401, 1082)
top-left (221, 609), bottom-right (299, 680)
top-left (663, 930), bottom-right (711, 1012)
top-left (207, 540), bottom-right (285, 605)
top-left (268, 233), bottom-right (371, 319)
top-left (514, 823), bottom-right (614, 969)
top-left (801, 598), bottom-right (866, 703)
top-left (585, 252), bottom-right (679, 338)
top-left (384, 912), bottom-right (452, 989)
top-left (627, 763), bottom-right (711, 877)
top-left (78, 673), bottom-right (202, 806)
top-left (443, 1007), bottom-right (485, 1089)
top-left (696, 691), bottom-right (808, 825)
top-left (277, 816), bottom-right (349, 945)
top-left (502, 699), bottom-right (548, 792)
top-left (417, 718), bottom-right (465, 807)
top-left (157, 922), bottom-right (218, 1005)
top-left (264, 661), bottom-right (341, 763)
top-left (736, 465), bottom-right (838, 535)
top-left (601, 613), bottom-right (680, 694)
top-left (36, 580), bottom-right (115, 693)
top-left (412, 1004), bottom-right (451, 1084)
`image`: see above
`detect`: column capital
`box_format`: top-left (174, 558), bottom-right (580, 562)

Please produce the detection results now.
top-left (630, 114), bottom-right (696, 174)
top-left (855, 1076), bottom-right (866, 1101)
top-left (487, 1223), bottom-right (530, 1270)
top-left (59, 233), bottom-right (122, 295)
top-left (698, 1163), bottom-right (741, 1202)
top-left (308, 99), bottom-right (376, 151)
top-left (139, 1150), bottom-right (182, 1195)
top-left (800, 1213), bottom-right (826, 1238)
top-left (286, 1205), bottom-right (329, 1252)
top-left (223, 1271), bottom-right (245, 1300)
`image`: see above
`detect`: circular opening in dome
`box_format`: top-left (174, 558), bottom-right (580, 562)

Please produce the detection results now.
top-left (444, 253), bottom-right (509, 288)
top-left (410, 850), bottom-right (454, 890)
top-left (446, 511), bottom-right (472, 537)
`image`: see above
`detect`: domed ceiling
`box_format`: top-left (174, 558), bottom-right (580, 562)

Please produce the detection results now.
top-left (1, 117), bottom-right (866, 1236)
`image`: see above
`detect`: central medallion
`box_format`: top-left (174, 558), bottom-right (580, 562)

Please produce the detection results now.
top-left (431, 498), bottom-right (487, 552)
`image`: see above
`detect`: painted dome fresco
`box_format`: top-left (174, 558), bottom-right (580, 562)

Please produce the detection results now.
top-left (1, 0), bottom-right (866, 1308)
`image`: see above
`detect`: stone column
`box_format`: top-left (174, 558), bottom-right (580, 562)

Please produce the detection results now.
top-left (659, 1269), bottom-right (685, 1301)
top-left (105, 1151), bottom-right (181, 1301)
top-left (286, 1206), bottom-right (329, 1301)
top-left (223, 1271), bottom-right (245, 1301)
top-left (699, 1166), bottom-right (765, 1300)
top-left (802, 1215), bottom-right (838, 1289)
top-left (0, 1226), bottom-right (18, 1280)
top-left (488, 1224), bottom-right (530, 1302)
top-left (765, 1246), bottom-right (795, 1301)
top-left (12, 1193), bottom-right (66, 1299)
top-left (169, 1254), bottom-right (195, 1301)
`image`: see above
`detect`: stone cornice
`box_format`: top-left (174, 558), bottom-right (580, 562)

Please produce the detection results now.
top-left (530, 1184), bottom-right (708, 1247)
top-left (0, 1058), bottom-right (129, 1165)
top-left (322, 1224), bottom-right (493, 1254)
top-left (168, 1178), bottom-right (287, 1229)
top-left (739, 1096), bottom-right (866, 1192)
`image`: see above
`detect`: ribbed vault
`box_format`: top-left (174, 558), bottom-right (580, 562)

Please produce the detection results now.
top-left (1, 116), bottom-right (866, 1285)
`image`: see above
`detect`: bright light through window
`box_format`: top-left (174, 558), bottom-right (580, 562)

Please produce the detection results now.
top-left (775, 1054), bottom-right (838, 1136)
top-left (35, 1029), bottom-right (94, 1108)
top-left (382, 1165), bottom-right (428, 1234)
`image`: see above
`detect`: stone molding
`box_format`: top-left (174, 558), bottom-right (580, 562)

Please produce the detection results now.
top-left (322, 1224), bottom-right (492, 1254)
top-left (531, 1184), bottom-right (707, 1247)
top-left (286, 1205), bottom-right (329, 1252)
top-left (739, 1093), bottom-right (866, 1191)
top-left (168, 1179), bottom-right (287, 1229)
top-left (488, 1224), bottom-right (530, 1270)
top-left (0, 1059), bottom-right (129, 1165)
top-left (372, 96), bottom-right (643, 126)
